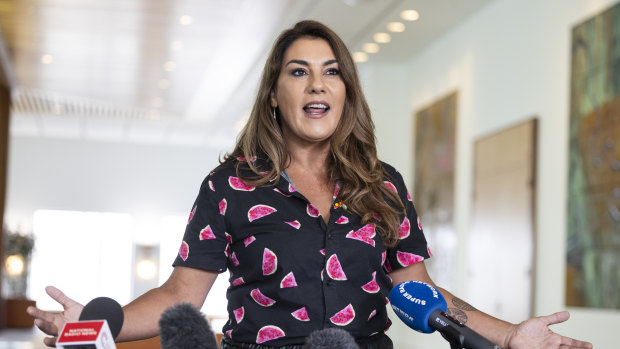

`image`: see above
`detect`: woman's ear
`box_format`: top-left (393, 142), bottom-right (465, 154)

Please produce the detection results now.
top-left (270, 90), bottom-right (277, 108)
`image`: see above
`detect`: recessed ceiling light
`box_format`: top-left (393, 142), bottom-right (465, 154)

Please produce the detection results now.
top-left (352, 52), bottom-right (368, 63)
top-left (180, 15), bottom-right (193, 25)
top-left (362, 43), bottom-right (380, 54)
top-left (401, 9), bottom-right (419, 21)
top-left (41, 54), bottom-right (53, 64)
top-left (158, 79), bottom-right (169, 89)
top-left (387, 22), bottom-right (405, 33)
top-left (163, 61), bottom-right (176, 71)
top-left (373, 33), bottom-right (391, 44)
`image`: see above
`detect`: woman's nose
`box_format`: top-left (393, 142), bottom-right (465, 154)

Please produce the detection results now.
top-left (307, 74), bottom-right (325, 93)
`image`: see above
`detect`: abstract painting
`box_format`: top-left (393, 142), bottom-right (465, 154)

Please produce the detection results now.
top-left (566, 2), bottom-right (620, 309)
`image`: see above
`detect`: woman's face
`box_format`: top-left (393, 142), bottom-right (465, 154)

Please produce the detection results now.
top-left (271, 37), bottom-right (346, 148)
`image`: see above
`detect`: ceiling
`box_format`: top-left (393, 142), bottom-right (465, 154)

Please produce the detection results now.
top-left (0, 0), bottom-right (493, 148)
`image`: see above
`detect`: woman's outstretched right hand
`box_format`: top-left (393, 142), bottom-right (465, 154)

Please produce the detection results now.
top-left (26, 286), bottom-right (84, 347)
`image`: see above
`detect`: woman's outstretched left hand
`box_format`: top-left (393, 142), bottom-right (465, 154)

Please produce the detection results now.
top-left (505, 311), bottom-right (593, 349)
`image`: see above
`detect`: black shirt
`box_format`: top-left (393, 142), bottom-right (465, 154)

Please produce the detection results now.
top-left (172, 159), bottom-right (431, 346)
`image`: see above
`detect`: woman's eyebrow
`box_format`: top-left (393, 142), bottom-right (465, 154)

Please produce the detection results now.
top-left (285, 59), bottom-right (339, 67)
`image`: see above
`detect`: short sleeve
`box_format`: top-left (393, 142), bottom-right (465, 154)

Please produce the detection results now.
top-left (172, 174), bottom-right (229, 272)
top-left (382, 165), bottom-right (431, 273)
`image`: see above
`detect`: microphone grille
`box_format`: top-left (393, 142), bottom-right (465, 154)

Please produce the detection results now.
top-left (159, 302), bottom-right (218, 349)
top-left (79, 297), bottom-right (124, 339)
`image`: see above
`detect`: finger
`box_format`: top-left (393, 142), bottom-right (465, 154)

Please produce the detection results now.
top-left (559, 335), bottom-right (593, 348)
top-left (540, 310), bottom-right (570, 326)
top-left (34, 318), bottom-right (59, 337)
top-left (45, 286), bottom-right (80, 309)
top-left (43, 335), bottom-right (58, 347)
top-left (26, 306), bottom-right (58, 324)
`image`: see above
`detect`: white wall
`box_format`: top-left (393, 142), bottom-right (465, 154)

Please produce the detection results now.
top-left (364, 0), bottom-right (619, 348)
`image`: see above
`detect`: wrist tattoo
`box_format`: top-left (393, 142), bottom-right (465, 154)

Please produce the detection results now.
top-left (446, 308), bottom-right (469, 324)
top-left (452, 297), bottom-right (477, 311)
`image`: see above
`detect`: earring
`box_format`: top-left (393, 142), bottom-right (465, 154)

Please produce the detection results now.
top-left (272, 108), bottom-right (277, 119)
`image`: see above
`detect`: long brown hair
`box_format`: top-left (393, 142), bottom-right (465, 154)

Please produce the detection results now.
top-left (225, 20), bottom-right (404, 247)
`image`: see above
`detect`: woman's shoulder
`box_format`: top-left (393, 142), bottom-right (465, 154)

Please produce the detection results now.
top-left (379, 161), bottom-right (402, 179)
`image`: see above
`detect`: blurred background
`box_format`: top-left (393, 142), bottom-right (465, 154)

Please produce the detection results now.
top-left (0, 0), bottom-right (618, 348)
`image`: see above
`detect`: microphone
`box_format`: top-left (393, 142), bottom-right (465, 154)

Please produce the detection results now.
top-left (303, 328), bottom-right (359, 349)
top-left (56, 297), bottom-right (124, 349)
top-left (159, 302), bottom-right (219, 349)
top-left (389, 281), bottom-right (501, 349)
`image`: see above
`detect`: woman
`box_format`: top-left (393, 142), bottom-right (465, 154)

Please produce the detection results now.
top-left (28, 20), bottom-right (592, 349)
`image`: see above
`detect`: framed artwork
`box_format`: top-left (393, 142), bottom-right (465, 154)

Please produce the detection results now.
top-left (413, 91), bottom-right (457, 290)
top-left (566, 2), bottom-right (620, 309)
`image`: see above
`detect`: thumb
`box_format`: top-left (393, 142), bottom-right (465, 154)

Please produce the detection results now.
top-left (45, 286), bottom-right (80, 310)
top-left (540, 311), bottom-right (570, 326)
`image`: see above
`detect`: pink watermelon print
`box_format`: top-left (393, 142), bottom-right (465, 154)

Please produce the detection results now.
top-left (251, 288), bottom-right (276, 307)
top-left (199, 225), bottom-right (216, 240)
top-left (262, 248), bottom-right (278, 275)
top-left (291, 307), bottom-right (310, 321)
top-left (326, 254), bottom-right (347, 280)
top-left (233, 306), bottom-right (244, 323)
top-left (244, 236), bottom-right (256, 247)
top-left (319, 249), bottom-right (325, 255)
top-left (383, 259), bottom-right (392, 273)
top-left (231, 277), bottom-right (245, 287)
top-left (229, 176), bottom-right (255, 191)
top-left (187, 205), bottom-right (197, 224)
top-left (179, 241), bottom-right (189, 261)
top-left (306, 203), bottom-right (320, 217)
top-left (399, 217), bottom-right (410, 239)
top-left (372, 212), bottom-right (382, 221)
top-left (225, 329), bottom-right (232, 338)
top-left (219, 198), bottom-right (227, 215)
top-left (368, 309), bottom-right (377, 321)
top-left (273, 187), bottom-right (291, 197)
top-left (236, 155), bottom-right (257, 162)
top-left (280, 271), bottom-right (298, 288)
top-left (361, 271), bottom-right (380, 293)
top-left (288, 184), bottom-right (296, 193)
top-left (230, 252), bottom-right (240, 266)
top-left (384, 181), bottom-right (398, 193)
top-left (208, 180), bottom-right (215, 191)
top-left (381, 251), bottom-right (386, 266)
top-left (285, 220), bottom-right (301, 229)
top-left (345, 224), bottom-right (376, 247)
top-left (396, 251), bottom-right (424, 267)
top-left (330, 304), bottom-right (355, 326)
top-left (332, 183), bottom-right (341, 199)
top-left (335, 216), bottom-right (349, 224)
top-left (417, 216), bottom-right (423, 231)
top-left (427, 246), bottom-right (433, 257)
top-left (225, 232), bottom-right (232, 244)
top-left (407, 190), bottom-right (412, 201)
top-left (248, 204), bottom-right (277, 222)
top-left (256, 325), bottom-right (285, 344)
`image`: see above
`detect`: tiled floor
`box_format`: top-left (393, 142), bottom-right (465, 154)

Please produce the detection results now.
top-left (0, 328), bottom-right (48, 349)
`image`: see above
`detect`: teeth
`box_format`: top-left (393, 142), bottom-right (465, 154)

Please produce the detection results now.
top-left (306, 103), bottom-right (328, 109)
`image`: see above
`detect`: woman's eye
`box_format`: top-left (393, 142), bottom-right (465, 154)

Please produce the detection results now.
top-left (326, 68), bottom-right (340, 76)
top-left (292, 69), bottom-right (307, 76)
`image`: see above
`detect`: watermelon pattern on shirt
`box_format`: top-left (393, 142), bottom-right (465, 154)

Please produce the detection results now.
top-left (172, 159), bottom-right (430, 346)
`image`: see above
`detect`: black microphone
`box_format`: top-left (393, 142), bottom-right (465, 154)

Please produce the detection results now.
top-left (56, 297), bottom-right (124, 348)
top-left (159, 302), bottom-right (219, 349)
top-left (79, 297), bottom-right (125, 339)
top-left (389, 281), bottom-right (502, 349)
top-left (303, 328), bottom-right (359, 349)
